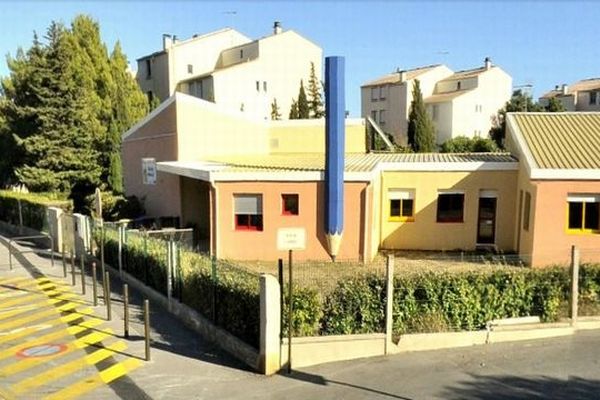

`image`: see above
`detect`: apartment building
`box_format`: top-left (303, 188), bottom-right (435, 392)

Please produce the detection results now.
top-left (136, 22), bottom-right (322, 120)
top-left (538, 78), bottom-right (600, 111)
top-left (361, 59), bottom-right (512, 146)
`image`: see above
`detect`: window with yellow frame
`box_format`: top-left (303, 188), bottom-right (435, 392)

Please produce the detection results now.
top-left (389, 189), bottom-right (415, 222)
top-left (567, 194), bottom-right (600, 234)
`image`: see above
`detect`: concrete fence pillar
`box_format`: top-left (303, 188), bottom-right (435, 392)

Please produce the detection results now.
top-left (259, 274), bottom-right (281, 375)
top-left (73, 213), bottom-right (90, 257)
top-left (570, 245), bottom-right (580, 327)
top-left (385, 254), bottom-right (394, 354)
top-left (46, 207), bottom-right (63, 252)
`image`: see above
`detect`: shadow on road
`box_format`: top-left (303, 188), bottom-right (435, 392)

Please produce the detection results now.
top-left (280, 368), bottom-right (413, 399)
top-left (441, 374), bottom-right (600, 399)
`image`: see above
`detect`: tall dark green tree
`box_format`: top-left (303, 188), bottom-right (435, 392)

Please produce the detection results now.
top-left (271, 98), bottom-right (282, 120)
top-left (307, 62), bottom-right (324, 118)
top-left (12, 22), bottom-right (102, 193)
top-left (489, 90), bottom-right (544, 147)
top-left (289, 98), bottom-right (299, 119)
top-left (407, 80), bottom-right (436, 152)
top-left (297, 80), bottom-right (309, 119)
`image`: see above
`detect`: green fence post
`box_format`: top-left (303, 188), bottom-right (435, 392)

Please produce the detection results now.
top-left (143, 232), bottom-right (148, 285)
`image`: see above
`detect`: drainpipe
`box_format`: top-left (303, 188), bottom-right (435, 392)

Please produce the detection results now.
top-left (209, 181), bottom-right (219, 258)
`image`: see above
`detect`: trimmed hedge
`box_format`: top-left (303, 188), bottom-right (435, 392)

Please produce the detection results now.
top-left (0, 190), bottom-right (72, 231)
top-left (284, 266), bottom-right (600, 337)
top-left (98, 228), bottom-right (260, 349)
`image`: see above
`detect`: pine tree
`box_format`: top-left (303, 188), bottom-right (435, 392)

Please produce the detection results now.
top-left (289, 98), bottom-right (299, 119)
top-left (297, 80), bottom-right (309, 119)
top-left (270, 98), bottom-right (282, 120)
top-left (407, 79), bottom-right (436, 152)
top-left (13, 22), bottom-right (102, 193)
top-left (307, 62), bottom-right (324, 118)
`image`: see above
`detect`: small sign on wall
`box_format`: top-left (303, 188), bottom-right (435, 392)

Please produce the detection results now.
top-left (277, 228), bottom-right (306, 251)
top-left (142, 158), bottom-right (157, 185)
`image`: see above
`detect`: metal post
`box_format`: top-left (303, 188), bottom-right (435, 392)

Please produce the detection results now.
top-left (278, 258), bottom-right (284, 340)
top-left (100, 223), bottom-right (105, 277)
top-left (105, 271), bottom-right (111, 321)
top-left (287, 249), bottom-right (293, 374)
top-left (80, 254), bottom-right (86, 295)
top-left (167, 239), bottom-right (173, 308)
top-left (211, 255), bottom-right (217, 322)
top-left (50, 236), bottom-right (55, 268)
top-left (570, 245), bottom-right (580, 327)
top-left (118, 224), bottom-right (123, 277)
top-left (8, 242), bottom-right (13, 271)
top-left (92, 262), bottom-right (98, 306)
top-left (62, 244), bottom-right (67, 278)
top-left (71, 251), bottom-right (76, 286)
top-left (144, 299), bottom-right (151, 361)
top-left (17, 199), bottom-right (23, 233)
top-left (124, 284), bottom-right (129, 338)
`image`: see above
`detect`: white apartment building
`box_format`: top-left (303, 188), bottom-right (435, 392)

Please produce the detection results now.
top-left (136, 22), bottom-right (322, 120)
top-left (362, 58), bottom-right (512, 146)
top-left (539, 78), bottom-right (600, 111)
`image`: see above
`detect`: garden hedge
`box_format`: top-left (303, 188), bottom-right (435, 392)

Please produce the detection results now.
top-left (0, 190), bottom-right (72, 231)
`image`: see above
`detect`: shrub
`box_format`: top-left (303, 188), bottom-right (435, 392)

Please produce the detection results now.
top-left (440, 136), bottom-right (499, 153)
top-left (282, 285), bottom-right (322, 336)
top-left (0, 190), bottom-right (71, 231)
top-left (84, 191), bottom-right (144, 221)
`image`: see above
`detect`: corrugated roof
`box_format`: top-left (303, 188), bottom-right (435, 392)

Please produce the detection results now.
top-left (511, 113), bottom-right (600, 169)
top-left (205, 152), bottom-right (517, 173)
top-left (361, 65), bottom-right (442, 87)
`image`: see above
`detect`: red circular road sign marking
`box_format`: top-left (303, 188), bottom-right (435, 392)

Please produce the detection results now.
top-left (16, 343), bottom-right (67, 358)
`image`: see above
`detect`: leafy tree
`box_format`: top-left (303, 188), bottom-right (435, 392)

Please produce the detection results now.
top-left (545, 97), bottom-right (566, 112)
top-left (307, 62), bottom-right (324, 118)
top-left (440, 136), bottom-right (499, 153)
top-left (289, 98), bottom-right (299, 119)
top-left (489, 90), bottom-right (544, 148)
top-left (270, 98), bottom-right (282, 120)
top-left (407, 79), bottom-right (436, 152)
top-left (297, 80), bottom-right (309, 119)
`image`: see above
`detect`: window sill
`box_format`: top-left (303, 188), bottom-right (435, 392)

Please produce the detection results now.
top-left (437, 220), bottom-right (464, 224)
top-left (388, 217), bottom-right (414, 222)
top-left (566, 229), bottom-right (600, 235)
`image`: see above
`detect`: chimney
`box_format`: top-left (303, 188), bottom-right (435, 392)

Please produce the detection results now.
top-left (273, 21), bottom-right (282, 35)
top-left (399, 70), bottom-right (407, 82)
top-left (562, 84), bottom-right (568, 95)
top-left (484, 57), bottom-right (492, 70)
top-left (555, 85), bottom-right (560, 91)
top-left (162, 34), bottom-right (172, 50)
top-left (172, 35), bottom-right (178, 44)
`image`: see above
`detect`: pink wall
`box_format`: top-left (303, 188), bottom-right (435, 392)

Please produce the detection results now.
top-left (214, 181), bottom-right (369, 261)
top-left (122, 102), bottom-right (181, 218)
top-left (531, 180), bottom-right (600, 267)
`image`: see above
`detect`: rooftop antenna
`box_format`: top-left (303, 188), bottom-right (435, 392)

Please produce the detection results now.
top-left (222, 10), bottom-right (237, 28)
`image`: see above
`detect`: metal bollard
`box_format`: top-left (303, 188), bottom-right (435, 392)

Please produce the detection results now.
top-left (124, 284), bottom-right (129, 338)
top-left (80, 255), bottom-right (86, 295)
top-left (70, 251), bottom-right (76, 286)
top-left (105, 271), bottom-right (111, 321)
top-left (62, 245), bottom-right (67, 278)
top-left (144, 299), bottom-right (150, 361)
top-left (92, 262), bottom-right (98, 307)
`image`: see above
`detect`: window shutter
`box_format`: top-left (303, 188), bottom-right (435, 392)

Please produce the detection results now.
top-left (389, 189), bottom-right (414, 200)
top-left (235, 195), bottom-right (262, 215)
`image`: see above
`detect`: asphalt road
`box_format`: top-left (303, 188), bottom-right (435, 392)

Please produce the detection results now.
top-left (203, 330), bottom-right (600, 400)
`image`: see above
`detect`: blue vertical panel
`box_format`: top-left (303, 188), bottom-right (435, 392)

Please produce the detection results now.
top-left (324, 56), bottom-right (345, 259)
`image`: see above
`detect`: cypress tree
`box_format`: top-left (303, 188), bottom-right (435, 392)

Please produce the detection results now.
top-left (307, 62), bottom-right (324, 118)
top-left (297, 80), bottom-right (309, 119)
top-left (407, 79), bottom-right (436, 152)
top-left (289, 98), bottom-right (299, 119)
top-left (271, 98), bottom-right (282, 120)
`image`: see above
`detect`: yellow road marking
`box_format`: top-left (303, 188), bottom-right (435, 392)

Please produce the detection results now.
top-left (42, 357), bottom-right (141, 400)
top-left (0, 318), bottom-right (103, 362)
top-left (0, 279), bottom-right (60, 295)
top-left (0, 328), bottom-right (114, 378)
top-left (0, 288), bottom-right (72, 310)
top-left (0, 276), bottom-right (31, 286)
top-left (0, 307), bottom-right (93, 344)
top-left (0, 293), bottom-right (78, 324)
top-left (11, 341), bottom-right (128, 394)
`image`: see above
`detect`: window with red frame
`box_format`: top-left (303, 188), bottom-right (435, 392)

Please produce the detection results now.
top-left (234, 194), bottom-right (263, 231)
top-left (282, 194), bottom-right (299, 215)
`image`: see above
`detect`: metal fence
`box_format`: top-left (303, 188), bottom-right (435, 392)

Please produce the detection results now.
top-left (95, 220), bottom-right (261, 349)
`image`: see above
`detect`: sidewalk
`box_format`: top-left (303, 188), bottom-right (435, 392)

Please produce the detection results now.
top-left (0, 234), bottom-right (255, 399)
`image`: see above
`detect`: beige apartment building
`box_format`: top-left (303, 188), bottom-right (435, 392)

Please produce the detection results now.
top-left (361, 58), bottom-right (512, 146)
top-left (538, 78), bottom-right (600, 111)
top-left (136, 22), bottom-right (322, 121)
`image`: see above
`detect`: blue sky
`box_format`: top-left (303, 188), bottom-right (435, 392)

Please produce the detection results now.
top-left (1, 1), bottom-right (598, 116)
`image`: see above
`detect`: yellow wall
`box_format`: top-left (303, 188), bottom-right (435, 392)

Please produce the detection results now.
top-left (379, 170), bottom-right (518, 251)
top-left (268, 119), bottom-right (366, 154)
